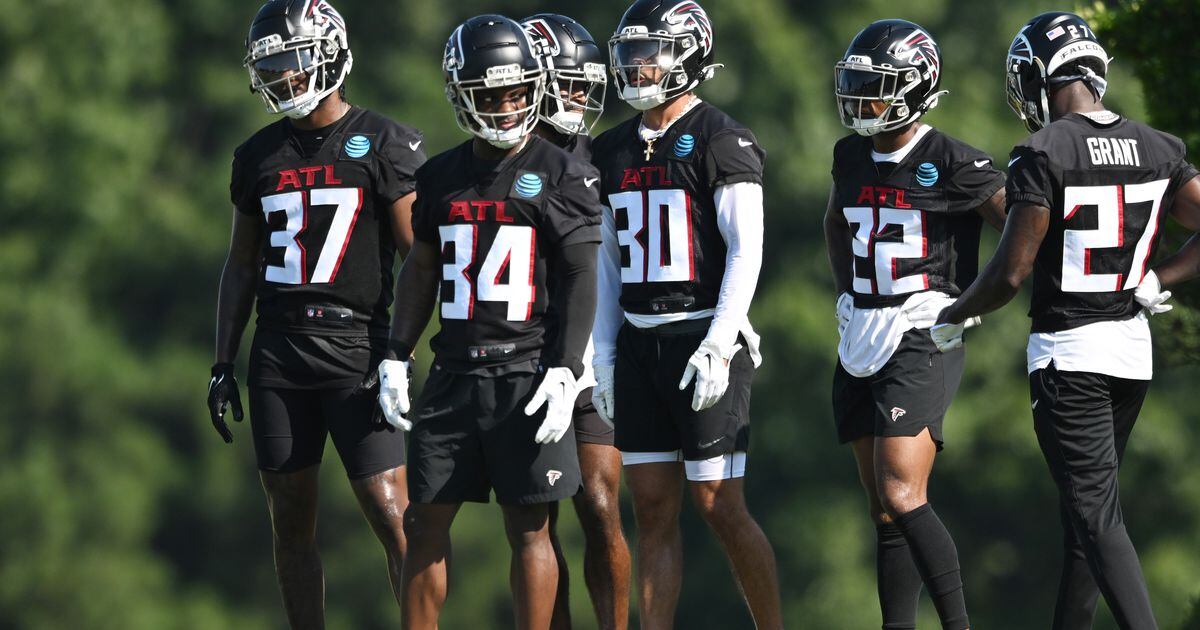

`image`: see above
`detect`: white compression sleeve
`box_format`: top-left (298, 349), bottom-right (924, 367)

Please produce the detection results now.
top-left (706, 182), bottom-right (765, 348)
top-left (591, 205), bottom-right (625, 367)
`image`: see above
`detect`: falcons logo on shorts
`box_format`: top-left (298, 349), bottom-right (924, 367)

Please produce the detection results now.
top-left (546, 470), bottom-right (563, 486)
top-left (890, 407), bottom-right (907, 422)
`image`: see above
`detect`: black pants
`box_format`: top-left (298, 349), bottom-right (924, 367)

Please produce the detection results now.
top-left (1030, 362), bottom-right (1157, 629)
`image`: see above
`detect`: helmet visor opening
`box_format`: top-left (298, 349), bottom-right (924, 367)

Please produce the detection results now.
top-left (835, 66), bottom-right (897, 99)
top-left (612, 38), bottom-right (677, 87)
top-left (252, 48), bottom-right (319, 101)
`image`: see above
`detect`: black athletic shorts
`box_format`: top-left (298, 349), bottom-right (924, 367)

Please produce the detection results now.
top-left (613, 320), bottom-right (754, 460)
top-left (247, 330), bottom-right (405, 478)
top-left (832, 328), bottom-right (964, 450)
top-left (407, 365), bottom-right (582, 505)
top-left (574, 387), bottom-right (614, 446)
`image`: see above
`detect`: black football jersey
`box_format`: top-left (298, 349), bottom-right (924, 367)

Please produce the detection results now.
top-left (831, 128), bottom-right (1005, 308)
top-left (230, 107), bottom-right (425, 336)
top-left (411, 136), bottom-right (602, 373)
top-left (590, 101), bottom-right (765, 315)
top-left (1008, 112), bottom-right (1199, 333)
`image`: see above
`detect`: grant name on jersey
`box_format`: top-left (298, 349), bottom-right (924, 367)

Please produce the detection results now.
top-left (1086, 137), bottom-right (1141, 167)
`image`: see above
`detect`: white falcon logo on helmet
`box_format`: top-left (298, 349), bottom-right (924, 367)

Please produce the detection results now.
top-left (664, 1), bottom-right (713, 57)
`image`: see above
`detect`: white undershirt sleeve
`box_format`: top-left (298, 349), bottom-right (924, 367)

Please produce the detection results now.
top-left (591, 204), bottom-right (625, 367)
top-left (706, 182), bottom-right (764, 349)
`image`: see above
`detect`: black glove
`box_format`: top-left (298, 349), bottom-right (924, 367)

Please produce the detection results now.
top-left (208, 362), bottom-right (244, 443)
top-left (353, 369), bottom-right (386, 428)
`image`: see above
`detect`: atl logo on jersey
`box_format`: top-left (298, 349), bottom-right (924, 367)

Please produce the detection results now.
top-left (275, 165), bottom-right (342, 191)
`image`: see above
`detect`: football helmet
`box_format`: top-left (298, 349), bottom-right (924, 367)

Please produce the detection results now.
top-left (521, 14), bottom-right (607, 136)
top-left (609, 0), bottom-right (722, 111)
top-left (1006, 12), bottom-right (1110, 133)
top-left (244, 0), bottom-right (352, 119)
top-left (444, 15), bottom-right (545, 149)
top-left (834, 19), bottom-right (946, 136)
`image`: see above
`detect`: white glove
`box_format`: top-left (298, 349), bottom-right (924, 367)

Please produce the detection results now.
top-left (930, 316), bottom-right (981, 352)
top-left (591, 364), bottom-right (615, 428)
top-left (526, 367), bottom-right (577, 444)
top-left (678, 339), bottom-right (742, 412)
top-left (377, 359), bottom-right (412, 431)
top-left (1134, 270), bottom-right (1173, 314)
top-left (836, 292), bottom-right (853, 337)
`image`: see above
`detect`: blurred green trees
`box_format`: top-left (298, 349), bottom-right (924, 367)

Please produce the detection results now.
top-left (0, 0), bottom-right (1197, 628)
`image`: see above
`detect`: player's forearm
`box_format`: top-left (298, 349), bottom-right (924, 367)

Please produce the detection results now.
top-left (387, 243), bottom-right (439, 359)
top-left (940, 203), bottom-right (1047, 324)
top-left (707, 183), bottom-right (764, 348)
top-left (545, 242), bottom-right (599, 378)
top-left (214, 260), bottom-right (257, 364)
top-left (824, 212), bottom-right (854, 295)
top-left (591, 208), bottom-right (624, 367)
top-left (1152, 233), bottom-right (1200, 288)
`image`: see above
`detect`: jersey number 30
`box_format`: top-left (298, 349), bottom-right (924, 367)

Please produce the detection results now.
top-left (609, 189), bottom-right (695, 283)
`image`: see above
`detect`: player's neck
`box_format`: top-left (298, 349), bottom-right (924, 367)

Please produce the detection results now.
top-left (641, 93), bottom-right (696, 131)
top-left (532, 123), bottom-right (572, 149)
top-left (472, 135), bottom-right (529, 161)
top-left (293, 95), bottom-right (350, 131)
top-left (1050, 82), bottom-right (1105, 122)
top-left (870, 122), bottom-right (921, 154)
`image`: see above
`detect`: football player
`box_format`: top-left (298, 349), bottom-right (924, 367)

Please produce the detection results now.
top-left (824, 20), bottom-right (1006, 630)
top-left (209, 0), bottom-right (424, 626)
top-left (371, 15), bottom-right (601, 630)
top-left (589, 1), bottom-right (782, 627)
top-left (525, 12), bottom-right (638, 628)
top-left (935, 12), bottom-right (1200, 629)
top-left (521, 13), bottom-right (633, 630)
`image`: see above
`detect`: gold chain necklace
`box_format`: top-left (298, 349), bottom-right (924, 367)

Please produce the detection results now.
top-left (639, 95), bottom-right (701, 161)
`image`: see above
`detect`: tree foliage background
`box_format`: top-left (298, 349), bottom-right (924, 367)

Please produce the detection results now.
top-left (1, 0), bottom-right (1197, 628)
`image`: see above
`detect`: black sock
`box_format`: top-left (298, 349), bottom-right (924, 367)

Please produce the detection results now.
top-left (895, 503), bottom-right (969, 630)
top-left (877, 522), bottom-right (921, 630)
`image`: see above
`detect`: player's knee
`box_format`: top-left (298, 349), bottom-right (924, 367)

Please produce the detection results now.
top-left (877, 481), bottom-right (926, 517)
top-left (577, 483), bottom-right (621, 530)
top-left (691, 485), bottom-right (747, 529)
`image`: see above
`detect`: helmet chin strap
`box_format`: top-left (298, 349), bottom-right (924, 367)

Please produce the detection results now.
top-left (282, 96), bottom-right (321, 119)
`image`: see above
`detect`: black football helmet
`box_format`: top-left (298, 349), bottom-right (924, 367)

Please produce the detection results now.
top-left (444, 15), bottom-right (545, 148)
top-left (244, 0), bottom-right (352, 118)
top-left (1006, 12), bottom-right (1110, 133)
top-left (609, 0), bottom-right (722, 111)
top-left (521, 14), bottom-right (607, 136)
top-left (834, 19), bottom-right (946, 136)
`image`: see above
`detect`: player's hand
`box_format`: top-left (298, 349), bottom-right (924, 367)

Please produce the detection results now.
top-left (526, 367), bottom-right (577, 444)
top-left (1134, 270), bottom-right (1173, 314)
top-left (592, 364), bottom-right (615, 428)
top-left (376, 359), bottom-right (412, 431)
top-left (207, 362), bottom-right (244, 444)
top-left (679, 339), bottom-right (741, 412)
top-left (836, 292), bottom-right (853, 337)
top-left (930, 316), bottom-right (981, 352)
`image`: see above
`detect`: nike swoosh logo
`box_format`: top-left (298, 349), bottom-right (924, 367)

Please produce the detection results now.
top-left (698, 436), bottom-right (725, 449)
top-left (974, 159), bottom-right (990, 168)
top-left (1008, 156), bottom-right (1021, 167)
top-left (584, 177), bottom-right (598, 188)
top-left (1032, 399), bottom-right (1039, 410)
top-left (408, 140), bottom-right (422, 151)
top-left (737, 138), bottom-right (753, 148)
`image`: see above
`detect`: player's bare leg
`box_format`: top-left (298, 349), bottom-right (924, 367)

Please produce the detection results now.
top-left (547, 502), bottom-right (572, 630)
top-left (502, 503), bottom-right (559, 630)
top-left (625, 461), bottom-right (684, 630)
top-left (401, 502), bottom-right (460, 630)
top-left (574, 443), bottom-right (631, 630)
top-left (348, 465), bottom-right (408, 609)
top-left (260, 466), bottom-right (325, 630)
top-left (852, 436), bottom-right (923, 629)
top-left (689, 477), bottom-right (783, 630)
top-left (875, 428), bottom-right (969, 630)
